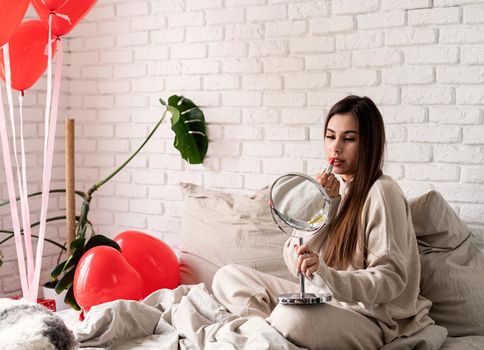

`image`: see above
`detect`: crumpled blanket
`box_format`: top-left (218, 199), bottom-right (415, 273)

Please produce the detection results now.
top-left (59, 284), bottom-right (303, 350)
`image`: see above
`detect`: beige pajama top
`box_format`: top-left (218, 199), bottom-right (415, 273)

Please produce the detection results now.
top-left (284, 175), bottom-right (433, 344)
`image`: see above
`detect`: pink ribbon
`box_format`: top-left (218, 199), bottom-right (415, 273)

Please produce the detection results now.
top-left (54, 12), bottom-right (71, 25)
top-left (18, 92), bottom-right (36, 300)
top-left (32, 34), bottom-right (64, 300)
top-left (4, 43), bottom-right (36, 301)
top-left (0, 44), bottom-right (29, 298)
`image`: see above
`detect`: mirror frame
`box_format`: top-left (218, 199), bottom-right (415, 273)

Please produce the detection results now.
top-left (268, 172), bottom-right (332, 236)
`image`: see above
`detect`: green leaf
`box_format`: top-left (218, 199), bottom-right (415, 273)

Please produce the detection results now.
top-left (69, 236), bottom-right (86, 251)
top-left (43, 280), bottom-right (57, 289)
top-left (84, 234), bottom-right (121, 252)
top-left (166, 95), bottom-right (208, 164)
top-left (167, 105), bottom-right (180, 124)
top-left (60, 253), bottom-right (76, 272)
top-left (55, 268), bottom-right (75, 293)
top-left (51, 259), bottom-right (68, 280)
top-left (64, 287), bottom-right (80, 311)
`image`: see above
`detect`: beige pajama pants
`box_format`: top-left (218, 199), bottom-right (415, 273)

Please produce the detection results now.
top-left (212, 264), bottom-right (384, 350)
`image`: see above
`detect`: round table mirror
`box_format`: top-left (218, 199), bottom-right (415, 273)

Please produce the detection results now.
top-left (269, 172), bottom-right (333, 305)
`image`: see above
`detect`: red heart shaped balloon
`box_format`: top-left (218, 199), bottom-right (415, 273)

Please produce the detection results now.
top-left (0, 20), bottom-right (57, 92)
top-left (73, 246), bottom-right (143, 312)
top-left (114, 231), bottom-right (180, 298)
top-left (0, 0), bottom-right (30, 47)
top-left (32, 0), bottom-right (97, 37)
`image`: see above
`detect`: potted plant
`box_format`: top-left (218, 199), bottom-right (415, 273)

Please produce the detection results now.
top-left (0, 95), bottom-right (208, 310)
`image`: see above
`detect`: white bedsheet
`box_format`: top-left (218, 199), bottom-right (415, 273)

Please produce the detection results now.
top-left (58, 282), bottom-right (484, 350)
top-left (58, 284), bottom-right (303, 350)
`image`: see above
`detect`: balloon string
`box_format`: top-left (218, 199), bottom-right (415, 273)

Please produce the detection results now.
top-left (5, 43), bottom-right (34, 300)
top-left (42, 14), bottom-right (53, 180)
top-left (3, 44), bottom-right (16, 142)
top-left (32, 39), bottom-right (64, 300)
top-left (31, 13), bottom-right (54, 301)
top-left (18, 91), bottom-right (36, 300)
top-left (0, 45), bottom-right (29, 298)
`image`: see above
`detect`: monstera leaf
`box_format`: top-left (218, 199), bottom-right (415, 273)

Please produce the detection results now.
top-left (161, 95), bottom-right (208, 164)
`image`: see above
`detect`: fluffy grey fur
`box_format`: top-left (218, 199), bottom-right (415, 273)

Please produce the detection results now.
top-left (0, 298), bottom-right (78, 350)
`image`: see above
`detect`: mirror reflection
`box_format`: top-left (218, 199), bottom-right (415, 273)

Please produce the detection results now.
top-left (269, 172), bottom-right (332, 238)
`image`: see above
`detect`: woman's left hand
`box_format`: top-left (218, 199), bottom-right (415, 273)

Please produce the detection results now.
top-left (295, 244), bottom-right (319, 279)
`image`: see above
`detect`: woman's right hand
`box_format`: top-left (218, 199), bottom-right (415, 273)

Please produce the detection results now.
top-left (315, 171), bottom-right (340, 198)
top-left (295, 244), bottom-right (320, 279)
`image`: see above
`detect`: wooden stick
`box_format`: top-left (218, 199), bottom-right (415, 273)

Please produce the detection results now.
top-left (65, 118), bottom-right (75, 254)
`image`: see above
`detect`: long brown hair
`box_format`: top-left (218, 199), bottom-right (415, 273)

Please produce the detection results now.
top-left (323, 95), bottom-right (385, 269)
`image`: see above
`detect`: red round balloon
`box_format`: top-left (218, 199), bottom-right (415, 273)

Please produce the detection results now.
top-left (114, 231), bottom-right (180, 298)
top-left (0, 20), bottom-right (57, 92)
top-left (0, 0), bottom-right (30, 47)
top-left (37, 0), bottom-right (69, 11)
top-left (73, 246), bottom-right (143, 312)
top-left (32, 0), bottom-right (97, 37)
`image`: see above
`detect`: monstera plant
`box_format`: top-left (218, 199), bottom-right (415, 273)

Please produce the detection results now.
top-left (0, 95), bottom-right (208, 310)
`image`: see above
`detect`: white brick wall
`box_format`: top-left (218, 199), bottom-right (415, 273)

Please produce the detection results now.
top-left (1, 0), bottom-right (484, 296)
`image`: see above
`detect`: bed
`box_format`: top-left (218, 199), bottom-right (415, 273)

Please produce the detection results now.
top-left (53, 184), bottom-right (484, 349)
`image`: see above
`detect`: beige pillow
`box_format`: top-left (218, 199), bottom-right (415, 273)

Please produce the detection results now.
top-left (410, 190), bottom-right (471, 250)
top-left (178, 183), bottom-right (297, 291)
top-left (409, 190), bottom-right (484, 336)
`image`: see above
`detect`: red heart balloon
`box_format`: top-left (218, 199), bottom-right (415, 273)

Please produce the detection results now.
top-left (32, 0), bottom-right (97, 37)
top-left (0, 20), bottom-right (57, 92)
top-left (114, 231), bottom-right (180, 298)
top-left (0, 0), bottom-right (30, 47)
top-left (73, 246), bottom-right (143, 312)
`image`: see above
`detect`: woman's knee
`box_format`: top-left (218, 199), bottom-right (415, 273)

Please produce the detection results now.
top-left (267, 303), bottom-right (383, 350)
top-left (212, 264), bottom-right (244, 295)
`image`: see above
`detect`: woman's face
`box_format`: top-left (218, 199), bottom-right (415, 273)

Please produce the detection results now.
top-left (324, 113), bottom-right (359, 182)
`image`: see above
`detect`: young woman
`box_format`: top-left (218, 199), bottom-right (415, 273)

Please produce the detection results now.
top-left (212, 96), bottom-right (436, 349)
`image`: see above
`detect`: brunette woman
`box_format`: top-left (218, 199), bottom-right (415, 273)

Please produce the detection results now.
top-left (212, 95), bottom-right (437, 349)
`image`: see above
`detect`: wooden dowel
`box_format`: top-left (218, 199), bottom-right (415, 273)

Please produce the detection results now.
top-left (65, 118), bottom-right (75, 254)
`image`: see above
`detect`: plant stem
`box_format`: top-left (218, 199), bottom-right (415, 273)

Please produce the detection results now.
top-left (86, 109), bottom-right (168, 198)
top-left (71, 109), bottom-right (168, 240)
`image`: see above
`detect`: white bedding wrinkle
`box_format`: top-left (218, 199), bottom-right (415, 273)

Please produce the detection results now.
top-left (58, 284), bottom-right (303, 350)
